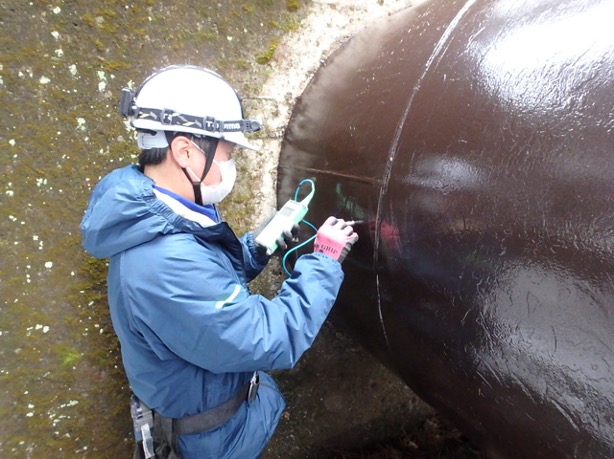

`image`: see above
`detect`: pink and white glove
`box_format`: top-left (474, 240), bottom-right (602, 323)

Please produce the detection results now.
top-left (313, 217), bottom-right (359, 263)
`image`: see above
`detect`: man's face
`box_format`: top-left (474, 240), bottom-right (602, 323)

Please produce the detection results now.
top-left (189, 139), bottom-right (235, 186)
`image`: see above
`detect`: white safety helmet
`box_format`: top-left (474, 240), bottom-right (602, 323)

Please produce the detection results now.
top-left (119, 65), bottom-right (261, 150)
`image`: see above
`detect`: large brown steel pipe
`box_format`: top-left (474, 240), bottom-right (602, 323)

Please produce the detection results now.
top-left (277, 0), bottom-right (614, 457)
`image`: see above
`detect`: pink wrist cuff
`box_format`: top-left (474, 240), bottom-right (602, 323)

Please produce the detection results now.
top-left (314, 225), bottom-right (354, 261)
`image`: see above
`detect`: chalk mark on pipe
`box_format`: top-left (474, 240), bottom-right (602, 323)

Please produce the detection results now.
top-left (277, 165), bottom-right (379, 185)
top-left (373, 0), bottom-right (480, 355)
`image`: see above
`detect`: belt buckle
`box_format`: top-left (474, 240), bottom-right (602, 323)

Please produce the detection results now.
top-left (247, 372), bottom-right (260, 403)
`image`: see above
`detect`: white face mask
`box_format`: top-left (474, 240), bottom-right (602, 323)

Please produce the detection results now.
top-left (195, 158), bottom-right (237, 205)
top-left (186, 140), bottom-right (237, 205)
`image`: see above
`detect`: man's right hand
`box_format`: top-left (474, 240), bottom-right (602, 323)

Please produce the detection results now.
top-left (313, 217), bottom-right (359, 263)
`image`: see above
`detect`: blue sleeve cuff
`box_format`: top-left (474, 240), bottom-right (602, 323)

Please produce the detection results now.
top-left (244, 232), bottom-right (271, 266)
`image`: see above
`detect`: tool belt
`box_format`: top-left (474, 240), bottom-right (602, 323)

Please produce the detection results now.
top-left (132, 372), bottom-right (260, 459)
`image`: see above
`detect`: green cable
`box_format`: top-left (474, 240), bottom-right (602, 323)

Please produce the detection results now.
top-left (282, 180), bottom-right (317, 276)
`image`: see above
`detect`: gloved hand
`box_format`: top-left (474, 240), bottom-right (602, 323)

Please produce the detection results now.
top-left (276, 224), bottom-right (299, 253)
top-left (313, 217), bottom-right (359, 263)
top-left (253, 213), bottom-right (299, 255)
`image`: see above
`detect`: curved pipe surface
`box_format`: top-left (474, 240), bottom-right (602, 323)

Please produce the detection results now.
top-left (277, 0), bottom-right (614, 457)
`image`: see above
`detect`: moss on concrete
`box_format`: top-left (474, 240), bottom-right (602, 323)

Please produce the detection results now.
top-left (0, 0), bottom-right (308, 456)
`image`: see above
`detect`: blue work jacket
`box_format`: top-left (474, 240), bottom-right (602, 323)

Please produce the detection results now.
top-left (80, 165), bottom-right (344, 458)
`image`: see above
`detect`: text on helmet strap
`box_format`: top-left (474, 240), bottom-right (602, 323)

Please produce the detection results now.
top-left (133, 107), bottom-right (261, 133)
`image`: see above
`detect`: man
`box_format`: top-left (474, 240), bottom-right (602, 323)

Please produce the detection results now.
top-left (80, 65), bottom-right (358, 458)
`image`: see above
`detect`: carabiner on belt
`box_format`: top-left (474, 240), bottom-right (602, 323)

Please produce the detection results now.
top-left (247, 371), bottom-right (260, 403)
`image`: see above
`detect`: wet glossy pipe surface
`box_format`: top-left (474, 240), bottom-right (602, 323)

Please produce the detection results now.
top-left (277, 0), bottom-right (614, 457)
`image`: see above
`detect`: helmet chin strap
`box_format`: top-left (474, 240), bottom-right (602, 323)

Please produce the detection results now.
top-left (181, 137), bottom-right (219, 206)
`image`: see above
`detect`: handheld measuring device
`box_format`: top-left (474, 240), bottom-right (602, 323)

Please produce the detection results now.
top-left (255, 181), bottom-right (315, 256)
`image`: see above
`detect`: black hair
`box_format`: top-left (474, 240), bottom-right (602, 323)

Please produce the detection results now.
top-left (137, 131), bottom-right (217, 171)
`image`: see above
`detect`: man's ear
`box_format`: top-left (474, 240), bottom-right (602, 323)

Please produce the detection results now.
top-left (170, 135), bottom-right (192, 168)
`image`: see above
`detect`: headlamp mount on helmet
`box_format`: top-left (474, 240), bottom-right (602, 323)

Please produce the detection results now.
top-left (119, 88), bottom-right (136, 118)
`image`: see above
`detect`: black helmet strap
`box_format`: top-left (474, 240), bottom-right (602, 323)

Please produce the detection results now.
top-left (180, 136), bottom-right (219, 206)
